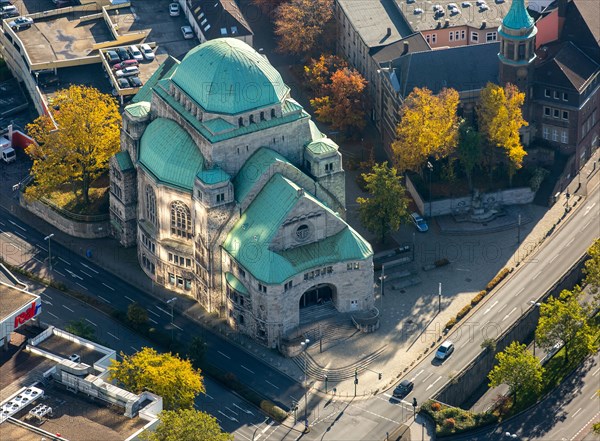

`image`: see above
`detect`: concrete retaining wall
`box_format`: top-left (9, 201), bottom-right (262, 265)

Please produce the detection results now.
top-left (434, 255), bottom-right (587, 407)
top-left (406, 175), bottom-right (535, 217)
top-left (20, 197), bottom-right (110, 239)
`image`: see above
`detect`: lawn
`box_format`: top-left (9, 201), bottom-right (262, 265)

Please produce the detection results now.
top-left (44, 173), bottom-right (110, 216)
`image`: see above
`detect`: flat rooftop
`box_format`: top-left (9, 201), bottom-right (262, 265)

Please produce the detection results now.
top-left (36, 331), bottom-right (105, 366)
top-left (0, 283), bottom-right (37, 322)
top-left (4, 386), bottom-right (146, 441)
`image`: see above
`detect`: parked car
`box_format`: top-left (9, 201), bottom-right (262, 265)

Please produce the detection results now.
top-left (8, 16), bottom-right (33, 30)
top-left (116, 77), bottom-right (130, 89)
top-left (105, 50), bottom-right (120, 64)
top-left (435, 341), bottom-right (455, 361)
top-left (169, 2), bottom-right (180, 16)
top-left (115, 66), bottom-right (139, 77)
top-left (181, 25), bottom-right (194, 39)
top-left (392, 379), bottom-right (414, 399)
top-left (129, 45), bottom-right (144, 62)
top-left (128, 76), bottom-right (142, 88)
top-left (116, 47), bottom-right (132, 61)
top-left (112, 59), bottom-right (139, 71)
top-left (140, 43), bottom-right (155, 60)
top-left (1, 5), bottom-right (19, 18)
top-left (0, 0), bottom-right (14, 6)
top-left (410, 212), bottom-right (428, 232)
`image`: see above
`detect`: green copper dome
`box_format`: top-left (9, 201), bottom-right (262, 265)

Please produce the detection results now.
top-left (171, 38), bottom-right (289, 115)
top-left (502, 0), bottom-right (534, 30)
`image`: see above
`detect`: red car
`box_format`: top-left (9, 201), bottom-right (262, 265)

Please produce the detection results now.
top-left (112, 59), bottom-right (139, 71)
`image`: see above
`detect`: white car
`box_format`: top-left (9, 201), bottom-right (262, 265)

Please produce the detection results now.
top-left (140, 43), bottom-right (155, 60)
top-left (8, 16), bottom-right (33, 30)
top-left (129, 45), bottom-right (144, 62)
top-left (169, 2), bottom-right (180, 16)
top-left (181, 25), bottom-right (194, 40)
top-left (435, 341), bottom-right (455, 361)
top-left (115, 66), bottom-right (140, 77)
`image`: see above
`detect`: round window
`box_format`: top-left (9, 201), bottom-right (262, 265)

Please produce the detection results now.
top-left (295, 224), bottom-right (310, 241)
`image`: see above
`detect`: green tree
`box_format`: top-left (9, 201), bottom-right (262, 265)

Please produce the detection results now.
top-left (391, 87), bottom-right (460, 174)
top-left (477, 83), bottom-right (527, 185)
top-left (66, 319), bottom-right (97, 342)
top-left (25, 85), bottom-right (121, 206)
top-left (456, 124), bottom-right (482, 191)
top-left (356, 162), bottom-right (409, 243)
top-left (536, 288), bottom-right (595, 365)
top-left (488, 341), bottom-right (544, 406)
top-left (188, 336), bottom-right (208, 368)
top-left (140, 409), bottom-right (232, 441)
top-left (127, 302), bottom-right (148, 327)
top-left (583, 239), bottom-right (600, 301)
top-left (109, 347), bottom-right (205, 410)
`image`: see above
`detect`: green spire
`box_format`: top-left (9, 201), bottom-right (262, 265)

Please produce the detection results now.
top-left (503, 0), bottom-right (534, 30)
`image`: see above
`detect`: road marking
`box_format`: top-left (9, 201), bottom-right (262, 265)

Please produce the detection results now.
top-left (65, 269), bottom-right (83, 280)
top-left (564, 237), bottom-right (574, 249)
top-left (265, 380), bottom-right (279, 389)
top-left (410, 369), bottom-right (424, 382)
top-left (76, 282), bottom-right (88, 290)
top-left (422, 372), bottom-right (433, 383)
top-left (33, 257), bottom-right (43, 264)
top-left (81, 263), bottom-right (99, 274)
top-left (80, 270), bottom-right (92, 277)
top-left (124, 296), bottom-right (135, 303)
top-left (42, 300), bottom-right (53, 306)
top-left (591, 392), bottom-right (598, 400)
top-left (9, 220), bottom-right (26, 231)
top-left (14, 231), bottom-right (26, 240)
top-left (592, 367), bottom-right (600, 377)
top-left (483, 300), bottom-right (499, 314)
top-left (233, 403), bottom-right (254, 415)
top-left (58, 257), bottom-right (71, 265)
top-left (102, 283), bottom-right (115, 291)
top-left (47, 311), bottom-right (59, 319)
top-left (584, 202), bottom-right (597, 216)
top-left (425, 376), bottom-right (442, 391)
top-left (205, 393), bottom-right (214, 400)
top-left (241, 365), bottom-right (255, 374)
top-left (236, 432), bottom-right (251, 441)
top-left (149, 318), bottom-right (158, 324)
top-left (148, 310), bottom-right (160, 317)
top-left (502, 307), bottom-right (517, 321)
top-left (62, 305), bottom-right (74, 313)
top-left (549, 254), bottom-right (559, 263)
top-left (42, 293), bottom-right (53, 300)
top-left (225, 406), bottom-right (238, 416)
top-left (55, 269), bottom-right (66, 276)
top-left (532, 270), bottom-right (542, 280)
top-left (107, 332), bottom-right (120, 340)
top-left (217, 410), bottom-right (238, 422)
top-left (37, 245), bottom-right (47, 252)
top-left (217, 351), bottom-right (231, 360)
top-left (262, 421), bottom-right (274, 433)
top-left (156, 306), bottom-right (171, 315)
top-left (514, 287), bottom-right (525, 297)
top-left (571, 411), bottom-right (600, 441)
top-left (571, 407), bottom-right (582, 418)
top-left (0, 221), bottom-right (4, 226)
top-left (130, 346), bottom-right (138, 352)
top-left (98, 295), bottom-right (111, 303)
top-left (173, 323), bottom-right (183, 331)
top-left (85, 318), bottom-right (97, 327)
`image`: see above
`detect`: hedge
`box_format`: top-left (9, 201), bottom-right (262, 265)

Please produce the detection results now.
top-left (485, 268), bottom-right (510, 291)
top-left (420, 400), bottom-right (497, 437)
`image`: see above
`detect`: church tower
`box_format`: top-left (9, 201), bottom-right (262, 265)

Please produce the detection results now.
top-left (498, 0), bottom-right (537, 91)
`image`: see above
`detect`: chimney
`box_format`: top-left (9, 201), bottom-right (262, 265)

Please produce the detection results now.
top-left (385, 27), bottom-right (392, 38)
top-left (444, 19), bottom-right (450, 28)
top-left (297, 188), bottom-right (304, 197)
top-left (402, 41), bottom-right (410, 55)
top-left (558, 0), bottom-right (567, 38)
top-left (480, 20), bottom-right (487, 29)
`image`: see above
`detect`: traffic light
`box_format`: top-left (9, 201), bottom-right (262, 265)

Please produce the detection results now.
top-left (412, 397), bottom-right (418, 408)
top-left (354, 369), bottom-right (358, 384)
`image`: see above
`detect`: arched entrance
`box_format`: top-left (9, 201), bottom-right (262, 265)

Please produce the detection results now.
top-left (299, 284), bottom-right (334, 308)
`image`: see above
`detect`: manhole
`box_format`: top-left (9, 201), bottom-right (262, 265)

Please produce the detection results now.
top-left (400, 289), bottom-right (406, 294)
top-left (465, 278), bottom-right (472, 282)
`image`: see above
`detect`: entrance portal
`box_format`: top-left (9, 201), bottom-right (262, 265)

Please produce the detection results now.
top-left (299, 284), bottom-right (333, 308)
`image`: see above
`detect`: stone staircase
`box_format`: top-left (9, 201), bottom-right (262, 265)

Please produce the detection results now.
top-left (299, 301), bottom-right (338, 325)
top-left (292, 345), bottom-right (388, 382)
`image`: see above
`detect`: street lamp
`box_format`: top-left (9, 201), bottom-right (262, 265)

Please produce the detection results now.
top-left (252, 417), bottom-right (269, 440)
top-left (300, 338), bottom-right (310, 430)
top-left (167, 297), bottom-right (177, 340)
top-left (427, 161), bottom-right (433, 219)
top-left (379, 265), bottom-right (386, 310)
top-left (438, 282), bottom-right (442, 314)
top-left (529, 301), bottom-right (541, 356)
top-left (44, 234), bottom-right (55, 271)
top-left (517, 214), bottom-right (522, 244)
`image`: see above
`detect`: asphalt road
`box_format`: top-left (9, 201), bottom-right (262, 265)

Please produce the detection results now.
top-left (0, 206), bottom-right (305, 411)
top-left (14, 278), bottom-right (296, 441)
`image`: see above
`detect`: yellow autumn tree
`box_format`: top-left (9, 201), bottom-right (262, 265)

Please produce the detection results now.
top-left (391, 87), bottom-right (460, 174)
top-left (109, 347), bottom-right (205, 410)
top-left (25, 85), bottom-right (121, 206)
top-left (274, 0), bottom-right (333, 55)
top-left (304, 54), bottom-right (347, 95)
top-left (477, 83), bottom-right (528, 184)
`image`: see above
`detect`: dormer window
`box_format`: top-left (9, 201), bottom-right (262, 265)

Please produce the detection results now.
top-left (238, 117), bottom-right (244, 127)
top-left (249, 114), bottom-right (255, 124)
top-left (260, 111), bottom-right (265, 121)
top-left (271, 109), bottom-right (276, 118)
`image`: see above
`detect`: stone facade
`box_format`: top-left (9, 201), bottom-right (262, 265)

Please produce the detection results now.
top-left (108, 39), bottom-right (374, 348)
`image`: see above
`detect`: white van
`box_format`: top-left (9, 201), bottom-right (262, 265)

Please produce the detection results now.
top-left (0, 136), bottom-right (16, 164)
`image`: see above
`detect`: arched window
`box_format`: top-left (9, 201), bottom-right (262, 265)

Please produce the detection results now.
top-left (270, 108), bottom-right (276, 118)
top-left (260, 111), bottom-right (265, 121)
top-left (145, 185), bottom-right (157, 226)
top-left (249, 114), bottom-right (255, 124)
top-left (238, 117), bottom-right (244, 127)
top-left (170, 201), bottom-right (192, 239)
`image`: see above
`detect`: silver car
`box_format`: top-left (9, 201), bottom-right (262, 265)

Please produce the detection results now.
top-left (115, 66), bottom-right (140, 77)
